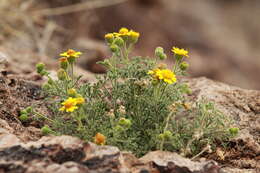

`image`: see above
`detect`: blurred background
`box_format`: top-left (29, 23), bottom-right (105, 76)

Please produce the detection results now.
top-left (0, 0), bottom-right (260, 89)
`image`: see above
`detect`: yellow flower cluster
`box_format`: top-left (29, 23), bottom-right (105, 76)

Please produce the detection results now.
top-left (59, 96), bottom-right (85, 112)
top-left (105, 27), bottom-right (140, 43)
top-left (148, 68), bottom-right (177, 84)
top-left (171, 47), bottom-right (189, 58)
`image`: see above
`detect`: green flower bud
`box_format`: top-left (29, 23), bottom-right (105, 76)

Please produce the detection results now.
top-left (25, 106), bottom-right (33, 113)
top-left (110, 44), bottom-right (119, 53)
top-left (36, 63), bottom-right (45, 74)
top-left (114, 37), bottom-right (124, 47)
top-left (57, 69), bottom-right (68, 81)
top-left (105, 33), bottom-right (114, 44)
top-left (59, 57), bottom-right (69, 70)
top-left (155, 47), bottom-right (167, 60)
top-left (19, 114), bottom-right (28, 122)
top-left (20, 109), bottom-right (27, 115)
top-left (229, 127), bottom-right (239, 136)
top-left (163, 130), bottom-right (173, 140)
top-left (180, 62), bottom-right (189, 71)
top-left (118, 118), bottom-right (132, 128)
top-left (41, 125), bottom-right (52, 135)
top-left (158, 134), bottom-right (164, 140)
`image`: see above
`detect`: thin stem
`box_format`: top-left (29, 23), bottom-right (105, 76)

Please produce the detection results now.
top-left (160, 112), bottom-right (175, 150)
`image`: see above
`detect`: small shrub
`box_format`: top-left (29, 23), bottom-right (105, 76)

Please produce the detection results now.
top-left (34, 27), bottom-right (237, 157)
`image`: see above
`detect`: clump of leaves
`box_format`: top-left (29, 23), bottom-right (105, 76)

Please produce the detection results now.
top-left (34, 27), bottom-right (237, 157)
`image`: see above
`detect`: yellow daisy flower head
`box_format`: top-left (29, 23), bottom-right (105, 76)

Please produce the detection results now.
top-left (148, 68), bottom-right (177, 84)
top-left (158, 69), bottom-right (177, 84)
top-left (59, 97), bottom-right (78, 112)
top-left (94, 133), bottom-right (106, 145)
top-left (60, 49), bottom-right (82, 58)
top-left (171, 47), bottom-right (189, 58)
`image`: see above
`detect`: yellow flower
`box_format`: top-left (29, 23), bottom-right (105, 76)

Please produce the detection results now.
top-left (128, 30), bottom-right (140, 39)
top-left (75, 96), bottom-right (85, 105)
top-left (105, 33), bottom-right (114, 43)
top-left (59, 97), bottom-right (78, 112)
top-left (119, 27), bottom-right (129, 35)
top-left (68, 88), bottom-right (77, 96)
top-left (158, 69), bottom-right (177, 84)
top-left (148, 68), bottom-right (176, 84)
top-left (171, 47), bottom-right (189, 57)
top-left (60, 49), bottom-right (82, 58)
top-left (94, 133), bottom-right (106, 145)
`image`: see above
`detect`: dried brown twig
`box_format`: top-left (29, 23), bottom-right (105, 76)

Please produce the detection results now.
top-left (31, 0), bottom-right (128, 16)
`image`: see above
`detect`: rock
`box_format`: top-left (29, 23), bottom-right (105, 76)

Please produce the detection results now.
top-left (0, 135), bottom-right (225, 173)
top-left (140, 151), bottom-right (220, 173)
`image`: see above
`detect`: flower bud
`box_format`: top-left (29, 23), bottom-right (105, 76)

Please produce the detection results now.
top-left (229, 127), bottom-right (239, 136)
top-left (114, 37), bottom-right (124, 47)
top-left (25, 106), bottom-right (33, 113)
top-left (36, 63), bottom-right (45, 74)
top-left (163, 130), bottom-right (173, 140)
top-left (20, 109), bottom-right (27, 115)
top-left (118, 118), bottom-right (132, 128)
top-left (41, 125), bottom-right (52, 135)
top-left (59, 57), bottom-right (69, 70)
top-left (19, 114), bottom-right (28, 122)
top-left (57, 69), bottom-right (68, 81)
top-left (105, 33), bottom-right (114, 44)
top-left (158, 134), bottom-right (164, 140)
top-left (110, 44), bottom-right (120, 53)
top-left (155, 47), bottom-right (167, 60)
top-left (180, 62), bottom-right (189, 71)
top-left (68, 88), bottom-right (77, 97)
